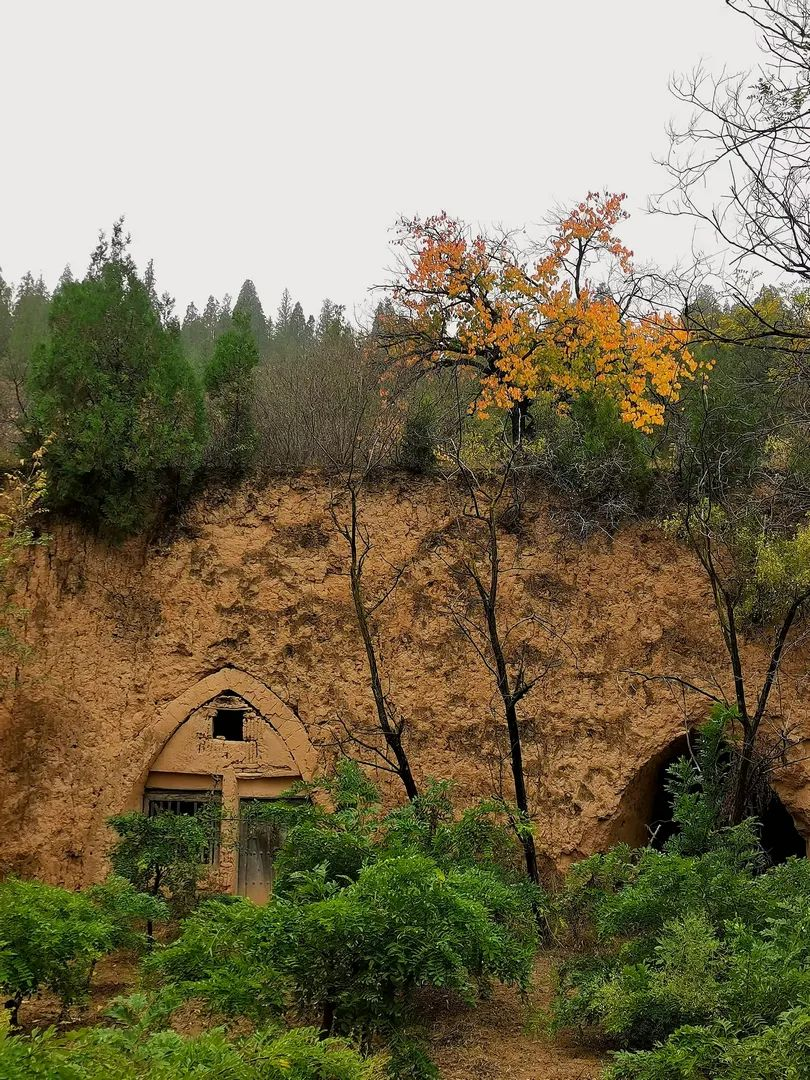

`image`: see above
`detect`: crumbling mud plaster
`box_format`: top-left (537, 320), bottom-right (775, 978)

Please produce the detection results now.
top-left (2, 473), bottom-right (810, 887)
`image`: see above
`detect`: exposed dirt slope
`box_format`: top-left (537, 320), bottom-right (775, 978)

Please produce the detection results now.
top-left (2, 474), bottom-right (809, 885)
top-left (428, 955), bottom-right (606, 1079)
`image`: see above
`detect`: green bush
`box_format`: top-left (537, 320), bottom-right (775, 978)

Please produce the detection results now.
top-left (142, 900), bottom-right (284, 1023)
top-left (676, 331), bottom-right (776, 497)
top-left (531, 391), bottom-right (652, 524)
top-left (0, 879), bottom-right (116, 1024)
top-left (608, 1005), bottom-right (810, 1080)
top-left (153, 851), bottom-right (537, 1041)
top-left (129, 765), bottom-right (537, 1074)
top-left (661, 706), bottom-right (738, 855)
top-left (107, 810), bottom-right (216, 923)
top-left (0, 1017), bottom-right (381, 1079)
top-left (244, 766), bottom-right (530, 899)
top-left (553, 847), bottom-right (810, 1036)
top-left (550, 719), bottom-right (810, 1076)
top-left (86, 876), bottom-right (170, 952)
top-left (384, 1036), bottom-right (439, 1080)
top-left (397, 391), bottom-right (440, 474)
top-left (240, 763), bottom-right (381, 895)
top-left (381, 780), bottom-right (527, 878)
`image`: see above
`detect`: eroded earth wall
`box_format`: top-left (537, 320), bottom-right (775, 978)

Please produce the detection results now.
top-left (2, 474), bottom-right (809, 885)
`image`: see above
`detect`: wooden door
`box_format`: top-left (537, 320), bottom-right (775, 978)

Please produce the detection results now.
top-left (237, 799), bottom-right (280, 903)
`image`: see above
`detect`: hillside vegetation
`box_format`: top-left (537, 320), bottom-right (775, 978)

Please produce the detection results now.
top-left (3, 2), bottom-right (810, 1077)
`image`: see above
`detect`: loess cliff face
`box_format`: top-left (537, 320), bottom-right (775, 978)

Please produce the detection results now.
top-left (1, 473), bottom-right (809, 887)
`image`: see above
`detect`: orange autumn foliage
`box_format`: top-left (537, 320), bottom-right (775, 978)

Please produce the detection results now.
top-left (384, 192), bottom-right (700, 432)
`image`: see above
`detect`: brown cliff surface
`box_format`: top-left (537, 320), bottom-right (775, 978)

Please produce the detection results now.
top-left (1, 473), bottom-right (809, 886)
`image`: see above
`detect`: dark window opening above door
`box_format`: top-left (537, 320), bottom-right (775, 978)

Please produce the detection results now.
top-left (213, 708), bottom-right (245, 741)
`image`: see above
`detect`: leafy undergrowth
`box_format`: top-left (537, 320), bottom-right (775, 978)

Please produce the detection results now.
top-left (18, 952), bottom-right (608, 1080)
top-left (547, 715), bottom-right (810, 1080)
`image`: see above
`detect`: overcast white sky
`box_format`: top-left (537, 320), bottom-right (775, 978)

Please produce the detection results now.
top-left (1, 1), bottom-right (763, 322)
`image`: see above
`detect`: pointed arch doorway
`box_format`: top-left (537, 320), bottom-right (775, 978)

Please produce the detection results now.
top-left (134, 668), bottom-right (317, 902)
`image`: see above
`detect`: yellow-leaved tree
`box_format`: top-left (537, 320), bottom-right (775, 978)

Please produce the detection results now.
top-left (381, 192), bottom-right (699, 441)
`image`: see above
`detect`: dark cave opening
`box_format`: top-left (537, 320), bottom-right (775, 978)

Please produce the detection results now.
top-left (648, 734), bottom-right (691, 851)
top-left (758, 790), bottom-right (806, 864)
top-left (642, 735), bottom-right (806, 863)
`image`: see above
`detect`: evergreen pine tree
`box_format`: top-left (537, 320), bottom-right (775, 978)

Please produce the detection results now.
top-left (28, 220), bottom-right (206, 535)
top-left (200, 295), bottom-right (221, 368)
top-left (181, 301), bottom-right (203, 370)
top-left (316, 299), bottom-right (353, 345)
top-left (0, 270), bottom-right (11, 363)
top-left (204, 308), bottom-right (259, 477)
top-left (288, 301), bottom-right (307, 346)
top-left (275, 288), bottom-right (293, 334)
top-left (3, 272), bottom-right (50, 414)
top-left (234, 279), bottom-right (270, 358)
top-left (143, 258), bottom-right (158, 304)
top-left (271, 290), bottom-right (310, 363)
top-left (217, 294), bottom-right (233, 336)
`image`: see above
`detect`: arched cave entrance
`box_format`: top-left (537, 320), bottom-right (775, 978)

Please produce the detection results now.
top-left (613, 732), bottom-right (807, 862)
top-left (130, 668), bottom-right (317, 902)
top-left (611, 733), bottom-right (692, 849)
top-left (647, 734), bottom-right (691, 850)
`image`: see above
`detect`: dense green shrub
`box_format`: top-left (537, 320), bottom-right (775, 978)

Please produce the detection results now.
top-left (273, 815), bottom-right (375, 896)
top-left (661, 706), bottom-right (737, 856)
top-left (384, 1036), bottom-right (439, 1080)
top-left (608, 1004), bottom-right (810, 1080)
top-left (0, 1016), bottom-right (380, 1079)
top-left (0, 879), bottom-right (116, 1024)
top-left (86, 876), bottom-right (170, 951)
top-left (381, 780), bottom-right (527, 877)
top-left (243, 764), bottom-right (530, 896)
top-left (530, 391), bottom-right (652, 524)
top-left (107, 810), bottom-right (216, 923)
top-left (397, 392), bottom-right (440, 474)
top-left (554, 846), bottom-right (810, 1062)
top-left (243, 762), bottom-right (381, 893)
top-left (140, 763), bottom-right (537, 1072)
top-left (152, 852), bottom-right (538, 1041)
top-left (550, 718), bottom-right (810, 1077)
top-left (677, 326), bottom-right (777, 497)
top-left (0, 764), bottom-right (537, 1075)
top-left (143, 900), bottom-right (284, 1023)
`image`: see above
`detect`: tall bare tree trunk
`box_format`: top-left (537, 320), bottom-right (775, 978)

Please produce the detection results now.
top-left (468, 511), bottom-right (542, 884)
top-left (334, 482), bottom-right (419, 802)
top-left (349, 556), bottom-right (419, 801)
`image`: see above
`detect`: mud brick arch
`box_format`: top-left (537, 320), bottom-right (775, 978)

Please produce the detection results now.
top-left (118, 667), bottom-right (319, 896)
top-left (131, 666), bottom-right (318, 799)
